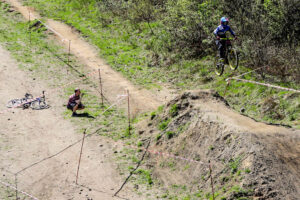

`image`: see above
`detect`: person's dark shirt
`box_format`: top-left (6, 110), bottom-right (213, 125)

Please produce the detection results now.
top-left (68, 94), bottom-right (80, 105)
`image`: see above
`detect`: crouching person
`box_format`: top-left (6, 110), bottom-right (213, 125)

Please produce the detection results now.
top-left (67, 88), bottom-right (85, 117)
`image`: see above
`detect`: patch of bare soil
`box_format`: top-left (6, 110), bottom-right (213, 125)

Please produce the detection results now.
top-left (0, 45), bottom-right (144, 199)
top-left (137, 90), bottom-right (300, 199)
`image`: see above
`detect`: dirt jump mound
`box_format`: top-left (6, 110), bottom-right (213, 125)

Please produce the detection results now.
top-left (137, 90), bottom-right (300, 199)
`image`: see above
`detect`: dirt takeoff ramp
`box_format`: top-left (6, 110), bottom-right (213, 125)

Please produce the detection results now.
top-left (137, 90), bottom-right (300, 199)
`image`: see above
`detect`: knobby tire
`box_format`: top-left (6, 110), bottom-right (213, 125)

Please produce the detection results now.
top-left (228, 48), bottom-right (238, 70)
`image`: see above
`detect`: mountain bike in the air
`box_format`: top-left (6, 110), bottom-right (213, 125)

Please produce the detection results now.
top-left (214, 38), bottom-right (239, 76)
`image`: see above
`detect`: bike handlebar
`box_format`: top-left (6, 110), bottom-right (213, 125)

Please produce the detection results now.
top-left (219, 38), bottom-right (234, 40)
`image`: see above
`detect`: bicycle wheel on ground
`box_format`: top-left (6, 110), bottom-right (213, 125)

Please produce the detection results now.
top-left (6, 99), bottom-right (22, 108)
top-left (30, 101), bottom-right (49, 110)
top-left (214, 56), bottom-right (224, 76)
top-left (228, 48), bottom-right (238, 70)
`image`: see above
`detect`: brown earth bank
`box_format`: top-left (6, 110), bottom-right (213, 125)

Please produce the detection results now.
top-left (136, 90), bottom-right (300, 199)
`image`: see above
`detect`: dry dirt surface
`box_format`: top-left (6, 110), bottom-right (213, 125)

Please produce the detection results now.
top-left (0, 45), bottom-right (145, 200)
top-left (138, 90), bottom-right (300, 199)
top-left (6, 0), bottom-right (176, 115)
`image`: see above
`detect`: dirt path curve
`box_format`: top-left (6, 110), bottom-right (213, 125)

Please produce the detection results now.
top-left (7, 0), bottom-right (175, 115)
top-left (201, 98), bottom-right (300, 196)
top-left (0, 45), bottom-right (143, 199)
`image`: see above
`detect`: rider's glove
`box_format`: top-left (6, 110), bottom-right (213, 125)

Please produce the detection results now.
top-left (216, 36), bottom-right (220, 40)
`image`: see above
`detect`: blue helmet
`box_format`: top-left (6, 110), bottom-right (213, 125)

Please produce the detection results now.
top-left (220, 17), bottom-right (229, 25)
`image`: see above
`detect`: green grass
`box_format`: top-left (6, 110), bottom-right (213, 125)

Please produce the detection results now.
top-left (228, 156), bottom-right (243, 175)
top-left (158, 118), bottom-right (171, 131)
top-left (166, 131), bottom-right (175, 139)
top-left (155, 133), bottom-right (162, 141)
top-left (169, 104), bottom-right (178, 117)
top-left (135, 169), bottom-right (153, 185)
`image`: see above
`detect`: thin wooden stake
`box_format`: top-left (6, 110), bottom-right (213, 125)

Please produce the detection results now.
top-left (224, 79), bottom-right (231, 97)
top-left (209, 161), bottom-right (215, 200)
top-left (76, 129), bottom-right (86, 185)
top-left (127, 90), bottom-right (131, 135)
top-left (15, 175), bottom-right (18, 200)
top-left (67, 40), bottom-right (71, 65)
top-left (28, 11), bottom-right (31, 45)
top-left (98, 69), bottom-right (104, 107)
top-left (114, 139), bottom-right (151, 197)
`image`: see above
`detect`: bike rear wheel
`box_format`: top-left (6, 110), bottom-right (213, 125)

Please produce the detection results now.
top-left (214, 57), bottom-right (225, 76)
top-left (30, 100), bottom-right (49, 110)
top-left (228, 48), bottom-right (238, 70)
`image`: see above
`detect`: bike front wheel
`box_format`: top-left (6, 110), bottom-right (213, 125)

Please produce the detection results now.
top-left (6, 99), bottom-right (22, 108)
top-left (228, 48), bottom-right (239, 70)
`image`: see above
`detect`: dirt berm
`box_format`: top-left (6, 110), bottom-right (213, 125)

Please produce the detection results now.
top-left (137, 90), bottom-right (300, 199)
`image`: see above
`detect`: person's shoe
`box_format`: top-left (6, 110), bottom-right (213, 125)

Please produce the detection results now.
top-left (71, 112), bottom-right (78, 117)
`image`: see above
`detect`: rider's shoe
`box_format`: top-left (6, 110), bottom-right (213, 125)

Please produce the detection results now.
top-left (71, 112), bottom-right (78, 117)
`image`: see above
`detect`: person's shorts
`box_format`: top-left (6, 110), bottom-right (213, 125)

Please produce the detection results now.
top-left (67, 103), bottom-right (84, 110)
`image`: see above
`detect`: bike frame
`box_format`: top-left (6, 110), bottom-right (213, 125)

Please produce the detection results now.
top-left (220, 38), bottom-right (234, 63)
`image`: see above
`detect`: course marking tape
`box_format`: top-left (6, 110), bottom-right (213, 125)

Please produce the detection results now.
top-left (37, 19), bottom-right (66, 41)
top-left (0, 179), bottom-right (39, 200)
top-left (230, 77), bottom-right (300, 93)
top-left (226, 66), bottom-right (299, 93)
top-left (227, 66), bottom-right (266, 81)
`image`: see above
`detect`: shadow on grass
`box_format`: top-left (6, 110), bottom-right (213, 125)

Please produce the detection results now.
top-left (44, 45), bottom-right (85, 77)
top-left (72, 112), bottom-right (95, 118)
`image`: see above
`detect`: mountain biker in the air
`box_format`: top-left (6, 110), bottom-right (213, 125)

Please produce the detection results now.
top-left (214, 17), bottom-right (237, 60)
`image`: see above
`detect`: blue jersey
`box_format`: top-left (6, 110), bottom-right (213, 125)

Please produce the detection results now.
top-left (214, 25), bottom-right (235, 37)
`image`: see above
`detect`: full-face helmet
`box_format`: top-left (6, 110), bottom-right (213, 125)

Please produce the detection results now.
top-left (220, 17), bottom-right (229, 25)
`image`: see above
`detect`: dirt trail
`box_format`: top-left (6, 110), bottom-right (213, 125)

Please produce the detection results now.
top-left (7, 0), bottom-right (175, 115)
top-left (0, 45), bottom-right (143, 199)
top-left (2, 0), bottom-right (300, 199)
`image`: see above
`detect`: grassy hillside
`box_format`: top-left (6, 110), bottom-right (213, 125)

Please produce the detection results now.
top-left (21, 0), bottom-right (300, 128)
